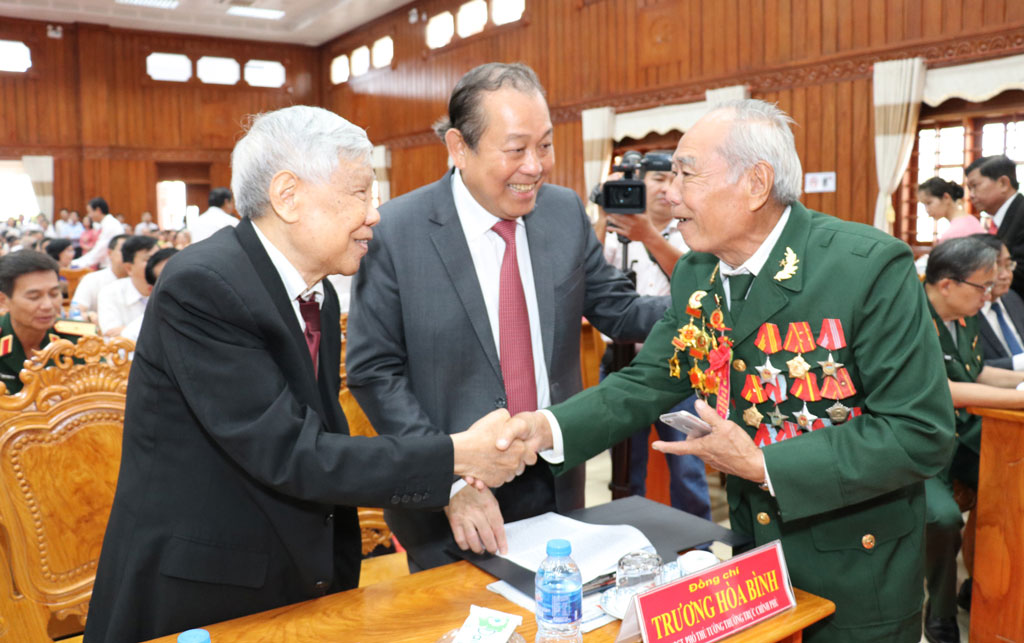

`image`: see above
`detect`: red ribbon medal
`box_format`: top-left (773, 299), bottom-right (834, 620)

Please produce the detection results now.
top-left (740, 374), bottom-right (768, 404)
top-left (764, 374), bottom-right (788, 404)
top-left (820, 367), bottom-right (856, 400)
top-left (754, 424), bottom-right (774, 447)
top-left (790, 372), bottom-right (821, 402)
top-left (755, 323), bottom-right (783, 354)
top-left (783, 322), bottom-right (816, 353)
top-left (817, 318), bottom-right (846, 350)
top-left (707, 339), bottom-right (733, 418)
top-left (778, 422), bottom-right (801, 441)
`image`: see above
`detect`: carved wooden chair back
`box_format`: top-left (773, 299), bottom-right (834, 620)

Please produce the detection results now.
top-left (0, 336), bottom-right (133, 642)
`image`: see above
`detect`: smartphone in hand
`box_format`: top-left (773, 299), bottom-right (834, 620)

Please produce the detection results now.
top-left (659, 409), bottom-right (713, 438)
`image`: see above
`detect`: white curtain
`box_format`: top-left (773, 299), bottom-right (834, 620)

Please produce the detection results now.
top-left (372, 145), bottom-right (391, 205)
top-left (923, 53), bottom-right (1024, 106)
top-left (581, 107), bottom-right (615, 222)
top-left (21, 155), bottom-right (53, 220)
top-left (872, 58), bottom-right (926, 232)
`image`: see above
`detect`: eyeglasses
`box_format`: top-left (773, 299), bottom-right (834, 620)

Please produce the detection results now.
top-left (955, 279), bottom-right (994, 295)
top-left (999, 260), bottom-right (1018, 272)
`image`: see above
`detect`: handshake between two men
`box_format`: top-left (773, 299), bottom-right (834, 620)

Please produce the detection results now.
top-left (449, 400), bottom-right (769, 557)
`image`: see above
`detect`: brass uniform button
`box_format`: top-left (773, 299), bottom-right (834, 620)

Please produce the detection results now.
top-left (733, 359), bottom-right (746, 371)
top-left (756, 512), bottom-right (771, 525)
top-left (966, 364), bottom-right (971, 372)
top-left (862, 534), bottom-right (876, 550)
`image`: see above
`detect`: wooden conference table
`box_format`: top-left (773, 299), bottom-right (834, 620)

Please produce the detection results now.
top-left (146, 560), bottom-right (835, 643)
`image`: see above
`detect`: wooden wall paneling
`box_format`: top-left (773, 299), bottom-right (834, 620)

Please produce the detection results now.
top-left (943, 0), bottom-right (963, 35)
top-left (820, 81), bottom-right (838, 217)
top-left (851, 77), bottom-right (873, 226)
top-left (737, 0), bottom-right (752, 70)
top-left (723, 0), bottom-right (739, 73)
top-left (763, 0), bottom-right (780, 65)
top-left (801, 0), bottom-right (821, 62)
top-left (905, 0), bottom-right (923, 41)
top-left (389, 144), bottom-right (448, 199)
top-left (1008, 0), bottom-right (1024, 22)
top-left (802, 84), bottom-right (823, 214)
top-left (820, 0), bottom-right (838, 56)
top-left (852, 0), bottom-right (870, 50)
top-left (835, 80), bottom-right (854, 224)
top-left (885, 0), bottom-right (903, 45)
top-left (923, 0), bottom-right (943, 38)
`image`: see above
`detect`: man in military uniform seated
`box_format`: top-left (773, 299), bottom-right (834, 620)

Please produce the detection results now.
top-left (921, 235), bottom-right (1024, 642)
top-left (0, 251), bottom-right (82, 394)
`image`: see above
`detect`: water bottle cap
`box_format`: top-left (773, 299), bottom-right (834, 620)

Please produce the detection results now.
top-left (546, 538), bottom-right (571, 557)
top-left (177, 629), bottom-right (211, 643)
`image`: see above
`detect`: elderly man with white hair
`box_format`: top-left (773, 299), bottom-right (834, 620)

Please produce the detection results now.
top-left (84, 106), bottom-right (533, 643)
top-left (499, 99), bottom-right (955, 643)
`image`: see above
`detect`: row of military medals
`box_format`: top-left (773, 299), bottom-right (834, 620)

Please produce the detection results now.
top-left (668, 257), bottom-right (861, 446)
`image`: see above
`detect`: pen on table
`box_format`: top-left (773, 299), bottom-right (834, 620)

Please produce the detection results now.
top-left (582, 572), bottom-right (616, 596)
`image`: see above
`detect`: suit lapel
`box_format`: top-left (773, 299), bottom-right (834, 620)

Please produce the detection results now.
top-left (977, 314), bottom-right (1008, 358)
top-left (427, 174), bottom-right (504, 383)
top-left (729, 204), bottom-right (810, 347)
top-left (524, 209), bottom-right (555, 371)
top-left (234, 217), bottom-right (325, 414)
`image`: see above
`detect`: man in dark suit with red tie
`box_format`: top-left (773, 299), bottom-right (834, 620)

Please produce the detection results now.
top-left (967, 155), bottom-right (1024, 296)
top-left (84, 105), bottom-right (531, 643)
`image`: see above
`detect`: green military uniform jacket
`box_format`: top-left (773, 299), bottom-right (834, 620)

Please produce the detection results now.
top-left (0, 313), bottom-right (80, 394)
top-left (929, 302), bottom-right (984, 488)
top-left (550, 203), bottom-right (955, 643)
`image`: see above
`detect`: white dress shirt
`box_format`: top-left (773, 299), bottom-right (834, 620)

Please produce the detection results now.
top-left (97, 277), bottom-right (149, 334)
top-left (981, 299), bottom-right (1024, 369)
top-left (448, 169), bottom-right (555, 496)
top-left (540, 206), bottom-right (793, 491)
top-left (993, 192), bottom-right (1022, 229)
top-left (251, 221), bottom-right (324, 329)
top-left (72, 214), bottom-right (123, 269)
top-left (190, 206), bottom-right (239, 244)
top-left (71, 267), bottom-right (118, 313)
top-left (603, 223), bottom-right (689, 297)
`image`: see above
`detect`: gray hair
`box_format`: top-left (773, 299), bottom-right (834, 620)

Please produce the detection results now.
top-left (433, 62), bottom-right (546, 149)
top-left (231, 105), bottom-right (372, 219)
top-left (707, 99), bottom-right (803, 205)
top-left (925, 236), bottom-right (998, 285)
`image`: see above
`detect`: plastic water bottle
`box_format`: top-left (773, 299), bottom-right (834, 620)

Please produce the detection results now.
top-left (535, 538), bottom-right (583, 643)
top-left (177, 629), bottom-right (211, 643)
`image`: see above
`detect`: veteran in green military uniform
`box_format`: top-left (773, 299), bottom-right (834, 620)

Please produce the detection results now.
top-left (921, 235), bottom-right (1024, 643)
top-left (497, 100), bottom-right (955, 643)
top-left (0, 251), bottom-right (82, 394)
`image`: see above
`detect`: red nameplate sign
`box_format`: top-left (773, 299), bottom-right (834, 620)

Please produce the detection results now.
top-left (615, 541), bottom-right (796, 643)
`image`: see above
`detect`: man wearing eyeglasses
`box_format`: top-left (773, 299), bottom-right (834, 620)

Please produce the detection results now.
top-left (970, 234), bottom-right (1024, 370)
top-left (922, 235), bottom-right (1024, 643)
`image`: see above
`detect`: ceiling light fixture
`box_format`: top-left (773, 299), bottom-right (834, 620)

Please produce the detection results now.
top-left (114, 0), bottom-right (180, 9)
top-left (226, 6), bottom-right (285, 20)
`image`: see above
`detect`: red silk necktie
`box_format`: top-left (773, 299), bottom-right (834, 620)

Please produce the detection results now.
top-left (299, 296), bottom-right (321, 378)
top-left (493, 220), bottom-right (537, 415)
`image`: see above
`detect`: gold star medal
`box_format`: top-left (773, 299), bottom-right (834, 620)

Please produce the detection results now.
top-left (742, 404), bottom-right (764, 428)
top-left (786, 354), bottom-right (811, 379)
top-left (668, 352), bottom-right (681, 379)
top-left (818, 352), bottom-right (843, 377)
top-left (826, 401), bottom-right (851, 424)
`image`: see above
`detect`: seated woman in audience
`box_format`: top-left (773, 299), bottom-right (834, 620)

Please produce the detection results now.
top-left (78, 216), bottom-right (99, 254)
top-left (921, 235), bottom-right (1024, 643)
top-left (173, 229), bottom-right (191, 249)
top-left (44, 238), bottom-right (75, 270)
top-left (921, 177), bottom-right (984, 242)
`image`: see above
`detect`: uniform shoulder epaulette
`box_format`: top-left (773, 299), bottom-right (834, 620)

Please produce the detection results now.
top-left (0, 335), bottom-right (12, 357)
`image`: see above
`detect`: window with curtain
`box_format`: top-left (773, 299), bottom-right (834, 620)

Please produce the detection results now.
top-left (895, 91), bottom-right (1024, 246)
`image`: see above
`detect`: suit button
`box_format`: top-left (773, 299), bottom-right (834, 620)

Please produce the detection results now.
top-left (756, 512), bottom-right (771, 525)
top-left (495, 397), bottom-right (506, 409)
top-left (862, 534), bottom-right (876, 550)
top-left (733, 359), bottom-right (746, 371)
top-left (313, 580), bottom-right (329, 595)
top-left (412, 493), bottom-right (423, 502)
top-left (390, 494), bottom-right (401, 505)
top-left (324, 512), bottom-right (334, 525)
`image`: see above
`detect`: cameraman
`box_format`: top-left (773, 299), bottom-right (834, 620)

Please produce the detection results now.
top-left (597, 151), bottom-right (712, 521)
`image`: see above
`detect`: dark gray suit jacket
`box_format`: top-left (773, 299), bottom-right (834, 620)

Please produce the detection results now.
top-left (346, 170), bottom-right (668, 569)
top-left (85, 218), bottom-right (455, 643)
top-left (995, 193), bottom-right (1024, 298)
top-left (978, 289), bottom-right (1024, 369)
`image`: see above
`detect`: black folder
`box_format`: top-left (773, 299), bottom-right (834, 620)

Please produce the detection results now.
top-left (454, 495), bottom-right (748, 596)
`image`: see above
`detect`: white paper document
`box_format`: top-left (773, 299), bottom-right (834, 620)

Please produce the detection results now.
top-left (499, 512), bottom-right (654, 582)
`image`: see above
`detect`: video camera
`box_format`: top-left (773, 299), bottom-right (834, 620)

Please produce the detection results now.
top-left (589, 150), bottom-right (673, 214)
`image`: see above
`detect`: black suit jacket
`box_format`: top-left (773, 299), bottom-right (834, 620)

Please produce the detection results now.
top-left (85, 218), bottom-right (455, 643)
top-left (346, 171), bottom-right (669, 570)
top-left (977, 289), bottom-right (1024, 369)
top-left (995, 193), bottom-right (1024, 297)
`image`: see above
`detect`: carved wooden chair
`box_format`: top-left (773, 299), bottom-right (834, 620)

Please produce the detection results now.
top-left (0, 336), bottom-right (133, 642)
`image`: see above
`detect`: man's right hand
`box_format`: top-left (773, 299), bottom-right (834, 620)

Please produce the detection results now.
top-left (444, 486), bottom-right (507, 555)
top-left (451, 409), bottom-right (536, 489)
